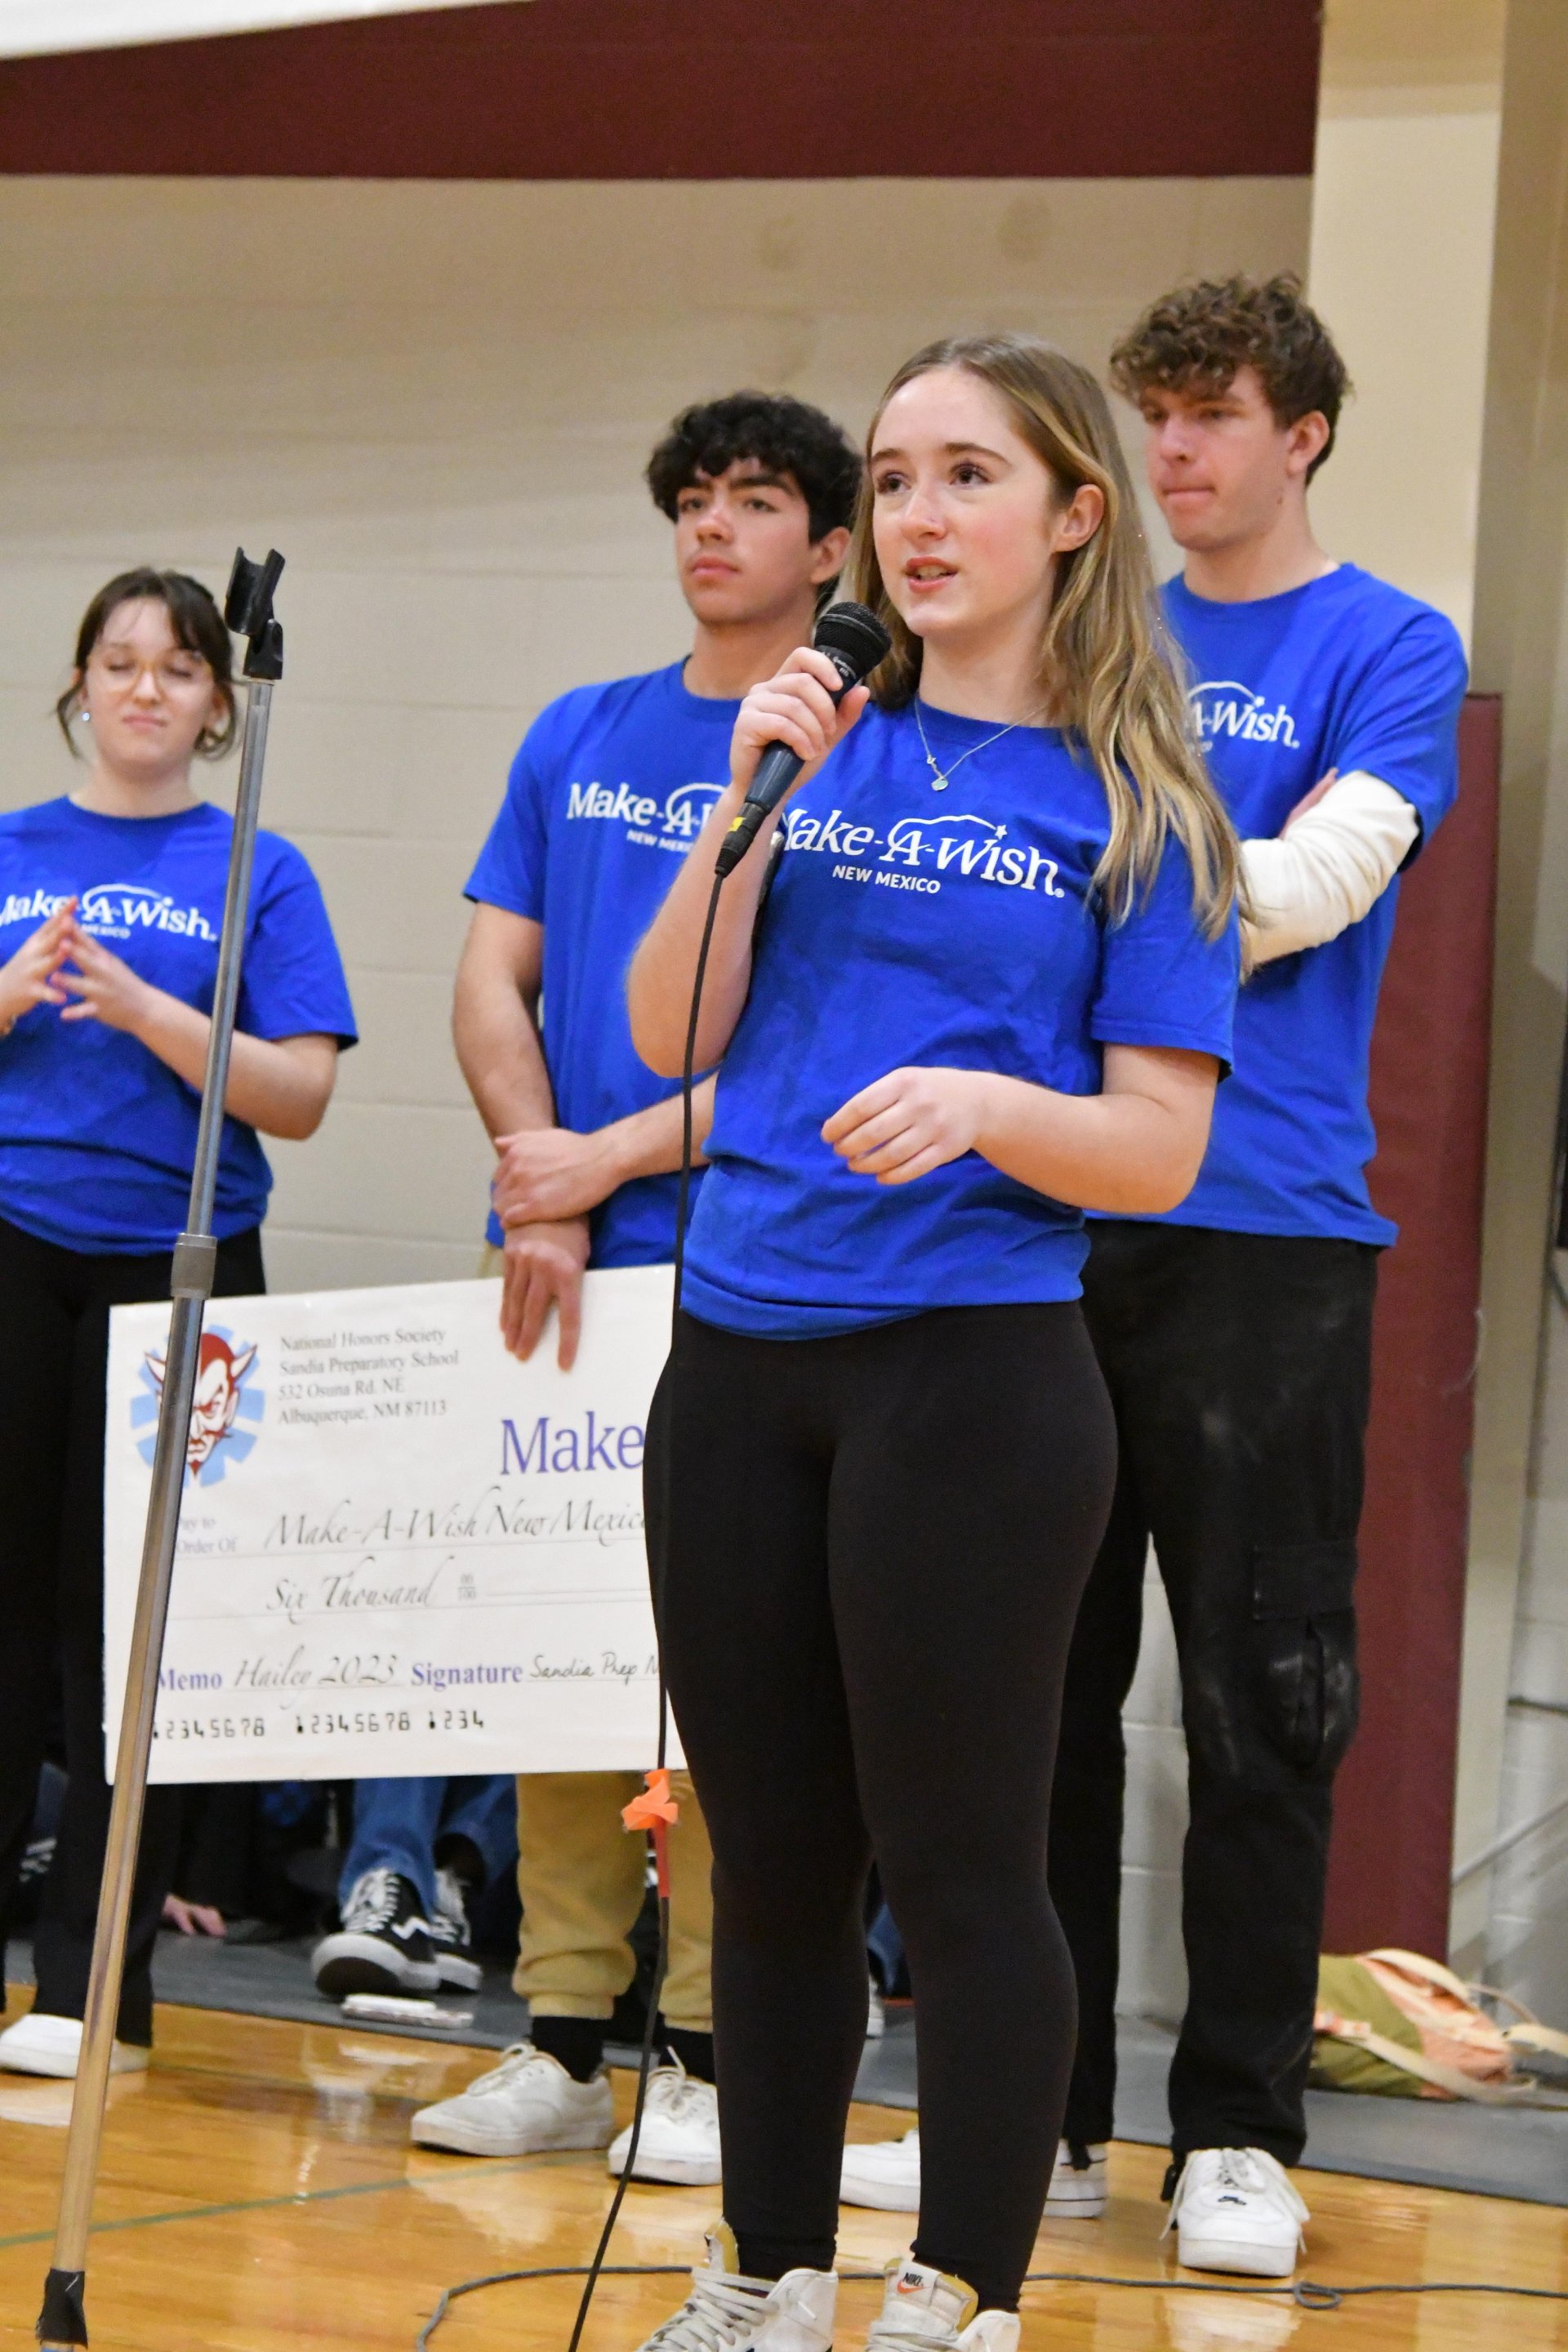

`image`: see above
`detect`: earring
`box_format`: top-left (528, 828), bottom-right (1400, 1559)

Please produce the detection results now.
top-left (76, 707), bottom-right (91, 725)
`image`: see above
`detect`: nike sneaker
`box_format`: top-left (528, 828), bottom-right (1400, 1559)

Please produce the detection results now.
top-left (630, 2224), bottom-right (835, 2352)
top-left (865, 2256), bottom-right (1018, 2352)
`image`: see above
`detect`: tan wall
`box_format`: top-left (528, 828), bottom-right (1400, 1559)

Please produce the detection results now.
top-left (1307, 0), bottom-right (1568, 1980)
top-left (1461, 0), bottom-right (1568, 1987)
top-left (0, 172), bottom-right (1308, 1295)
top-left (0, 168), bottom-right (1307, 2021)
top-left (1307, 0), bottom-right (1506, 648)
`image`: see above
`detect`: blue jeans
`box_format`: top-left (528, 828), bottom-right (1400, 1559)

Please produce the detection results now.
top-left (339, 1775), bottom-right (517, 1918)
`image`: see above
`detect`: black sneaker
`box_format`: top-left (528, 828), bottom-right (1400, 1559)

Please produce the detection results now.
top-left (428, 1864), bottom-right (483, 1992)
top-left (311, 1868), bottom-right (439, 1997)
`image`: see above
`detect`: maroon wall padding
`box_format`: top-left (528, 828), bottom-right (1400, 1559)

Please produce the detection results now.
top-left (1323, 694), bottom-right (1502, 1955)
top-left (0, 0), bottom-right (1321, 180)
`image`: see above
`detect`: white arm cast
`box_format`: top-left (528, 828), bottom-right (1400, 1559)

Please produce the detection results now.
top-left (1242, 770), bottom-right (1419, 966)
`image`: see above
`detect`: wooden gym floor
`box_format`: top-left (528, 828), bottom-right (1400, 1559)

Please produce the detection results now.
top-left (0, 1994), bottom-right (1564, 2351)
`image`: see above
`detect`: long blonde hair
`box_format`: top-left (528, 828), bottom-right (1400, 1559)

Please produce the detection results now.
top-left (844, 332), bottom-right (1240, 936)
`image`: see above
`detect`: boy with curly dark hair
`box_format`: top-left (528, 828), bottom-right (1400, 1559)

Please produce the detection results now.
top-left (1050, 274), bottom-right (1467, 2273)
top-left (646, 390), bottom-right (865, 549)
top-left (399, 390), bottom-right (861, 2183)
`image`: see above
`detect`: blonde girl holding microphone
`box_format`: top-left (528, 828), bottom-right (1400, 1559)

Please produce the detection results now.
top-left (626, 336), bottom-right (1240, 2352)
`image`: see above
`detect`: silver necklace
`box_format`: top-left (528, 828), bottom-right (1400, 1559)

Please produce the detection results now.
top-left (912, 698), bottom-right (1023, 791)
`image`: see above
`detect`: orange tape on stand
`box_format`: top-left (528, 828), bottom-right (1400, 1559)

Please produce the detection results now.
top-left (621, 1768), bottom-right (679, 1899)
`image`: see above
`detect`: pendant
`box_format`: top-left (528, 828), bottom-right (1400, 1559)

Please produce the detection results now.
top-left (925, 757), bottom-right (949, 792)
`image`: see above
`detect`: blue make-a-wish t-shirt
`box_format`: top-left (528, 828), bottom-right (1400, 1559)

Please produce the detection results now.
top-left (1153, 564), bottom-right (1468, 1245)
top-left (0, 797), bottom-right (356, 1253)
top-left (465, 662), bottom-right (740, 1266)
top-left (683, 700), bottom-right (1240, 1339)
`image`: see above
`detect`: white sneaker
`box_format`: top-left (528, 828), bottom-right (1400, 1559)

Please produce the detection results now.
top-left (608, 2057), bottom-right (722, 2185)
top-left (1047, 2139), bottom-right (1108, 2216)
top-left (0, 2013), bottom-right (149, 2079)
top-left (1166, 2147), bottom-right (1309, 2278)
top-left (840, 2129), bottom-right (1107, 2219)
top-left (409, 2041), bottom-right (614, 2156)
top-left (632, 2223), bottom-right (835, 2352)
top-left (866, 2256), bottom-right (1018, 2352)
top-left (841, 2126), bottom-right (920, 2211)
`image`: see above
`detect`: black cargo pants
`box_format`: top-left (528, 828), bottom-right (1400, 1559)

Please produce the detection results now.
top-left (1047, 1220), bottom-right (1377, 2168)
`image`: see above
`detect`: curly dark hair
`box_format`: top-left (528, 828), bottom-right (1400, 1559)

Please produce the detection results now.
top-left (56, 566), bottom-right (237, 757)
top-left (1110, 274), bottom-right (1351, 481)
top-left (646, 390), bottom-right (862, 543)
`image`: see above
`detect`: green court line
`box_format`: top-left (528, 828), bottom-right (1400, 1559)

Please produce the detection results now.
top-left (0, 2155), bottom-right (541, 2254)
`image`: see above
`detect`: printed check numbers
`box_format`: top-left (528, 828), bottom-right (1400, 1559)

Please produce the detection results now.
top-left (427, 1707), bottom-right (485, 1734)
top-left (154, 1715), bottom-right (266, 1743)
top-left (281, 1707), bottom-right (485, 1737)
top-left (290, 1709), bottom-right (415, 1738)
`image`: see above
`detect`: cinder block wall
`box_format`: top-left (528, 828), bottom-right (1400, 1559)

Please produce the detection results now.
top-left (0, 171), bottom-right (1307, 2021)
top-left (1489, 1296), bottom-right (1568, 2014)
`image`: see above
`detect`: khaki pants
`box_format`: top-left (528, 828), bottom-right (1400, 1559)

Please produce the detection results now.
top-left (481, 1246), bottom-right (713, 2033)
top-left (514, 1769), bottom-right (713, 2031)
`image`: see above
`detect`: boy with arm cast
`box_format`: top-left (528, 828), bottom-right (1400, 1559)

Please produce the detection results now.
top-left (1054, 275), bottom-right (1467, 2276)
top-left (842, 278), bottom-right (1467, 2278)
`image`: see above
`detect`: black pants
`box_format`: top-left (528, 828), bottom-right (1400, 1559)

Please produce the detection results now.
top-left (1048, 1223), bottom-right (1376, 2168)
top-left (0, 1214), bottom-right (265, 2045)
top-left (648, 1304), bottom-right (1116, 2313)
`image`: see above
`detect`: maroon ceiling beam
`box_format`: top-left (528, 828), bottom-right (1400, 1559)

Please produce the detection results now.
top-left (0, 0), bottom-right (1320, 179)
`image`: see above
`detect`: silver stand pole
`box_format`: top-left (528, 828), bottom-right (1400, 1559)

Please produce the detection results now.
top-left (38, 550), bottom-right (285, 2352)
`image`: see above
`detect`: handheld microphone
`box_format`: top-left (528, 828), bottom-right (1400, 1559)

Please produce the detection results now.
top-left (714, 600), bottom-right (892, 879)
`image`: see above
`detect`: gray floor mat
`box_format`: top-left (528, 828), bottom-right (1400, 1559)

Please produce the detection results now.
top-left (10, 1935), bottom-right (1566, 2205)
top-left (9, 1931), bottom-right (920, 2101)
top-left (864, 2008), bottom-right (1568, 2207)
top-left (154, 1930), bottom-right (537, 2050)
top-left (1111, 2015), bottom-right (1568, 2206)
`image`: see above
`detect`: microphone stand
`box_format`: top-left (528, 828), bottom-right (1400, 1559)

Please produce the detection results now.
top-left (37, 548), bottom-right (286, 2352)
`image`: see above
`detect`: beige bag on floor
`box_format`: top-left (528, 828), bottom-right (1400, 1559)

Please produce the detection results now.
top-left (1312, 1947), bottom-right (1568, 2104)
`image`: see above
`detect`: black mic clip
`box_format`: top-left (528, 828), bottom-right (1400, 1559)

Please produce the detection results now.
top-left (225, 548), bottom-right (286, 683)
top-left (714, 601), bottom-right (891, 880)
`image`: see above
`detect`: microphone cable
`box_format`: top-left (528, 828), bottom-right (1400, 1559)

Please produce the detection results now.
top-left (559, 863), bottom-right (728, 2352)
top-left (435, 604), bottom-right (875, 2351)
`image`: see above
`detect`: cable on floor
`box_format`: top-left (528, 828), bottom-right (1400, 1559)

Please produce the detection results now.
top-left (416, 2257), bottom-right (1568, 2347)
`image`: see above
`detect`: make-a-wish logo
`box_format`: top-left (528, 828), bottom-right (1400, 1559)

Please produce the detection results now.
top-left (564, 777), bottom-right (726, 849)
top-left (661, 781), bottom-right (726, 840)
top-left (1188, 679), bottom-right (1299, 750)
top-left (79, 882), bottom-right (218, 943)
top-left (133, 1325), bottom-right (264, 1486)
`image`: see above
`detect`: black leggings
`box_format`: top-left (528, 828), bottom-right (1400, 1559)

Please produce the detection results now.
top-left (648, 1303), bottom-right (1116, 2313)
top-left (0, 1213), bottom-right (265, 2044)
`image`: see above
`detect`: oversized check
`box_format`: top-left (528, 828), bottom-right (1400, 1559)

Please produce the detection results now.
top-left (103, 1267), bottom-right (677, 1782)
